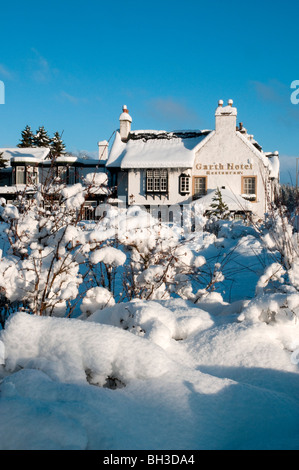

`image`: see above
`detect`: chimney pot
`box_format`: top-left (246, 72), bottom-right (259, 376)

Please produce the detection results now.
top-left (119, 105), bottom-right (132, 142)
top-left (215, 99), bottom-right (237, 133)
top-left (98, 140), bottom-right (109, 161)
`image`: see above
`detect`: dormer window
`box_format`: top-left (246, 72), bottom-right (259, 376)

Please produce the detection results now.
top-left (179, 174), bottom-right (191, 194)
top-left (146, 169), bottom-right (168, 193)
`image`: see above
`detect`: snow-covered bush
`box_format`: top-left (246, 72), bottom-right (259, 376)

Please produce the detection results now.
top-left (87, 298), bottom-right (214, 349)
top-left (80, 286), bottom-right (115, 318)
top-left (115, 206), bottom-right (209, 301)
top-left (0, 172), bottom-right (125, 320)
top-left (1, 311), bottom-right (173, 387)
top-left (240, 200), bottom-right (299, 330)
top-left (256, 203), bottom-right (299, 294)
top-left (263, 207), bottom-right (298, 270)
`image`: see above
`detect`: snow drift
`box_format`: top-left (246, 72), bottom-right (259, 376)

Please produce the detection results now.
top-left (87, 298), bottom-right (214, 349)
top-left (0, 296), bottom-right (299, 450)
top-left (1, 312), bottom-right (173, 387)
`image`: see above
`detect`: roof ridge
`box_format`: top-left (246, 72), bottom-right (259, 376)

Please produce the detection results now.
top-left (128, 130), bottom-right (210, 142)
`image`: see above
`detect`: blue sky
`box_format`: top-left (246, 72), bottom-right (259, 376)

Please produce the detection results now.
top-left (0, 0), bottom-right (299, 184)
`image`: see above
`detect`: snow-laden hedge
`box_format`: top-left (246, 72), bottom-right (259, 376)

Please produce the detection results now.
top-left (1, 312), bottom-right (174, 387)
top-left (87, 298), bottom-right (214, 349)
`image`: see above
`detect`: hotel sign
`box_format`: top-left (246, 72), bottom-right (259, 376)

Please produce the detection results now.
top-left (195, 162), bottom-right (253, 175)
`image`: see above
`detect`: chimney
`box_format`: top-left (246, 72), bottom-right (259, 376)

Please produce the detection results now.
top-left (98, 140), bottom-right (109, 161)
top-left (237, 122), bottom-right (249, 137)
top-left (119, 105), bottom-right (132, 142)
top-left (215, 99), bottom-right (237, 134)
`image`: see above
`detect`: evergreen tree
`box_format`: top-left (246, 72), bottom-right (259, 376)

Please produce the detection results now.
top-left (17, 125), bottom-right (35, 148)
top-left (0, 152), bottom-right (7, 168)
top-left (280, 184), bottom-right (298, 214)
top-left (33, 126), bottom-right (51, 148)
top-left (207, 187), bottom-right (230, 220)
top-left (50, 131), bottom-right (66, 158)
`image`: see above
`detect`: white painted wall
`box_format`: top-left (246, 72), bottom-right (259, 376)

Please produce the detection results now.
top-left (193, 110), bottom-right (271, 218)
top-left (120, 102), bottom-right (276, 219)
top-left (124, 168), bottom-right (193, 206)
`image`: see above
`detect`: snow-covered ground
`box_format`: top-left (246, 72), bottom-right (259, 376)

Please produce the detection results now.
top-left (0, 297), bottom-right (298, 450)
top-left (0, 211), bottom-right (298, 450)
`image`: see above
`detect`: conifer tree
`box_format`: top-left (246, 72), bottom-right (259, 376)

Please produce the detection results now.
top-left (17, 125), bottom-right (35, 148)
top-left (0, 152), bottom-right (7, 168)
top-left (280, 184), bottom-right (297, 214)
top-left (50, 131), bottom-right (66, 158)
top-left (207, 187), bottom-right (230, 220)
top-left (33, 126), bottom-right (51, 148)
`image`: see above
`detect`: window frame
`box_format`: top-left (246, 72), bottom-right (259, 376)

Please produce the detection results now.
top-left (57, 165), bottom-right (77, 185)
top-left (68, 166), bottom-right (76, 185)
top-left (57, 166), bottom-right (67, 184)
top-left (15, 166), bottom-right (25, 185)
top-left (179, 174), bottom-right (191, 194)
top-left (241, 176), bottom-right (257, 202)
top-left (192, 176), bottom-right (207, 200)
top-left (146, 169), bottom-right (168, 194)
top-left (26, 166), bottom-right (38, 185)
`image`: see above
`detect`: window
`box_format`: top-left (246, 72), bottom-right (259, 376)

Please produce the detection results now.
top-left (146, 170), bottom-right (153, 192)
top-left (160, 170), bottom-right (168, 192)
top-left (0, 171), bottom-right (11, 186)
top-left (242, 177), bottom-right (257, 200)
top-left (243, 177), bottom-right (256, 194)
top-left (68, 167), bottom-right (76, 185)
top-left (193, 177), bottom-right (206, 199)
top-left (57, 166), bottom-right (67, 183)
top-left (146, 169), bottom-right (168, 193)
top-left (26, 167), bottom-right (38, 185)
top-left (179, 175), bottom-right (190, 194)
top-left (16, 166), bottom-right (25, 184)
top-left (82, 201), bottom-right (97, 221)
top-left (154, 170), bottom-right (160, 192)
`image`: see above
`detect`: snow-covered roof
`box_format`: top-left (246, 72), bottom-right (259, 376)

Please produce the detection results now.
top-left (0, 148), bottom-right (50, 166)
top-left (192, 188), bottom-right (255, 212)
top-left (0, 148), bottom-right (102, 168)
top-left (106, 130), bottom-right (212, 169)
top-left (235, 133), bottom-right (279, 179)
top-left (40, 155), bottom-right (100, 165)
top-left (264, 152), bottom-right (280, 180)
